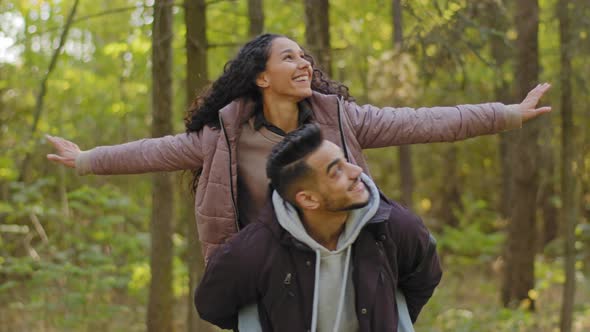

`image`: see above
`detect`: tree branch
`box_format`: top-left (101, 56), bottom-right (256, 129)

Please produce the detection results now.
top-left (29, 212), bottom-right (49, 244)
top-left (36, 2), bottom-right (183, 36)
top-left (18, 0), bottom-right (80, 181)
top-left (207, 42), bottom-right (242, 48)
top-left (206, 0), bottom-right (237, 6)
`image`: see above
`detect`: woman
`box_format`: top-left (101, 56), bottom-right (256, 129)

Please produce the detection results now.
top-left (47, 33), bottom-right (551, 259)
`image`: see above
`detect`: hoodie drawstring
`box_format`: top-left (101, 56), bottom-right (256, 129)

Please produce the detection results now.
top-left (311, 249), bottom-right (321, 332)
top-left (332, 246), bottom-right (352, 332)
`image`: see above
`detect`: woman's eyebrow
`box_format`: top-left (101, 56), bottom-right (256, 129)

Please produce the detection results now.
top-left (280, 48), bottom-right (304, 55)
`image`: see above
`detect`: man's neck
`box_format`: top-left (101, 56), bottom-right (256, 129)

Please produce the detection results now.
top-left (262, 94), bottom-right (300, 134)
top-left (300, 210), bottom-right (349, 251)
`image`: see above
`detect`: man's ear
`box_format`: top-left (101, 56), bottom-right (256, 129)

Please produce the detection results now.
top-left (294, 190), bottom-right (320, 210)
top-left (256, 72), bottom-right (270, 88)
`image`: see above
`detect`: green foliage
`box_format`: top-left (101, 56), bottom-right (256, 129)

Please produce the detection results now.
top-left (1, 0), bottom-right (589, 330)
top-left (0, 179), bottom-right (151, 330)
top-left (437, 195), bottom-right (505, 265)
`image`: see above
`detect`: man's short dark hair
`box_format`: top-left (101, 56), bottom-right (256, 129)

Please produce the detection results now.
top-left (266, 124), bottom-right (323, 205)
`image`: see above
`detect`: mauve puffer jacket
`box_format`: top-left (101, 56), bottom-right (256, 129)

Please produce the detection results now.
top-left (76, 91), bottom-right (521, 259)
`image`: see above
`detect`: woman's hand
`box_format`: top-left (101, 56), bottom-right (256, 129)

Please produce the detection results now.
top-left (46, 135), bottom-right (81, 168)
top-left (510, 83), bottom-right (552, 123)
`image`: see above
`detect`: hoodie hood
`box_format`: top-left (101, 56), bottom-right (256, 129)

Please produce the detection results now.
top-left (272, 173), bottom-right (380, 253)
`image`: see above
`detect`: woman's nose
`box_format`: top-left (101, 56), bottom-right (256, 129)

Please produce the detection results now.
top-left (298, 57), bottom-right (311, 69)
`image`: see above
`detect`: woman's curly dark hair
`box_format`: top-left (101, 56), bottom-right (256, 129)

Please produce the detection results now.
top-left (185, 33), bottom-right (353, 132)
top-left (185, 33), bottom-right (353, 191)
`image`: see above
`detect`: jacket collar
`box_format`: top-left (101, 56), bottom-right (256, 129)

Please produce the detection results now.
top-left (253, 100), bottom-right (314, 135)
top-left (218, 98), bottom-right (256, 140)
top-left (261, 192), bottom-right (394, 250)
top-left (217, 91), bottom-right (340, 136)
top-left (369, 192), bottom-right (394, 224)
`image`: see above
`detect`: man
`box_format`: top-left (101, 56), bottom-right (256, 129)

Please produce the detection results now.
top-left (195, 124), bottom-right (442, 331)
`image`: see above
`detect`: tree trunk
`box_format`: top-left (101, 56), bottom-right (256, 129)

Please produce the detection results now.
top-left (538, 2), bottom-right (558, 249)
top-left (184, 0), bottom-right (213, 331)
top-left (558, 0), bottom-right (577, 330)
top-left (438, 145), bottom-right (462, 227)
top-left (147, 1), bottom-right (175, 331)
top-left (391, 0), bottom-right (414, 209)
top-left (304, 0), bottom-right (332, 76)
top-left (248, 0), bottom-right (264, 38)
top-left (502, 0), bottom-right (540, 310)
top-left (540, 164), bottom-right (558, 248)
top-left (485, 0), bottom-right (515, 220)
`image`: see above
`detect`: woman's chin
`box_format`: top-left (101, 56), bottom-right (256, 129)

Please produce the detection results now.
top-left (300, 88), bottom-right (313, 98)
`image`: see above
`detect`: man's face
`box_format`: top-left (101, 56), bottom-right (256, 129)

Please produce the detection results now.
top-left (304, 141), bottom-right (370, 212)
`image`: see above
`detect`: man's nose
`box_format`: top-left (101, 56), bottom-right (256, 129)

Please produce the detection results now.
top-left (347, 163), bottom-right (363, 178)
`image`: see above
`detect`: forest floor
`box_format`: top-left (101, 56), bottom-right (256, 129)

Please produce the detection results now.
top-left (414, 261), bottom-right (590, 332)
top-left (2, 257), bottom-right (588, 331)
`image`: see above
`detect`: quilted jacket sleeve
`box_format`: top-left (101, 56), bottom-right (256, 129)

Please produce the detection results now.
top-left (343, 100), bottom-right (521, 149)
top-left (194, 223), bottom-right (269, 330)
top-left (75, 131), bottom-right (205, 175)
top-left (388, 205), bottom-right (443, 322)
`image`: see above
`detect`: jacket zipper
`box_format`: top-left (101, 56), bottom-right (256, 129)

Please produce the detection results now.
top-left (219, 115), bottom-right (240, 231)
top-left (336, 97), bottom-right (350, 162)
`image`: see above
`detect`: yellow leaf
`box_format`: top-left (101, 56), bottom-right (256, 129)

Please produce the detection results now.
top-left (528, 289), bottom-right (538, 300)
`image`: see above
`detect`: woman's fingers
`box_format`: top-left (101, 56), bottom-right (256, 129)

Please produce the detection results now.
top-left (45, 134), bottom-right (80, 168)
top-left (520, 83), bottom-right (552, 122)
top-left (525, 83), bottom-right (551, 104)
top-left (536, 106), bottom-right (552, 114)
top-left (46, 153), bottom-right (76, 168)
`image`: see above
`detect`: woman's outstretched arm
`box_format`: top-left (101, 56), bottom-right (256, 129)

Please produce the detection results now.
top-left (345, 83), bottom-right (551, 149)
top-left (46, 131), bottom-right (206, 175)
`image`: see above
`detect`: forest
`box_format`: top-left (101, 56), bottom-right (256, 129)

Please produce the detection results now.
top-left (0, 0), bottom-right (589, 331)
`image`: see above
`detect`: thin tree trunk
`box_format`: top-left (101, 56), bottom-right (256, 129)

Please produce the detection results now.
top-left (19, 0), bottom-right (80, 182)
top-left (558, 0), bottom-right (577, 329)
top-left (540, 166), bottom-right (558, 247)
top-left (392, 0), bottom-right (402, 47)
top-left (485, 1), bottom-right (522, 306)
top-left (304, 0), bottom-right (332, 76)
top-left (0, 90), bottom-right (5, 206)
top-left (502, 0), bottom-right (540, 310)
top-left (57, 108), bottom-right (69, 221)
top-left (438, 145), bottom-right (462, 227)
top-left (538, 0), bottom-right (558, 247)
top-left (184, 0), bottom-right (212, 331)
top-left (147, 1), bottom-right (175, 331)
top-left (248, 0), bottom-right (264, 38)
top-left (392, 0), bottom-right (414, 208)
top-left (485, 0), bottom-right (515, 220)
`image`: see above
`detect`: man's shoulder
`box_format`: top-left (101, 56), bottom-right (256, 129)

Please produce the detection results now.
top-left (376, 195), bottom-right (425, 235)
top-left (206, 221), bottom-right (280, 271)
top-left (230, 222), bottom-right (277, 248)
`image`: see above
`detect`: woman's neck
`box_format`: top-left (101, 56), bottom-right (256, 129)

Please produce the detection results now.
top-left (262, 95), bottom-right (300, 133)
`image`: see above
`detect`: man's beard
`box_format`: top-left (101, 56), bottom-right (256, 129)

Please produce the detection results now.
top-left (323, 182), bottom-right (371, 212)
top-left (337, 199), bottom-right (370, 211)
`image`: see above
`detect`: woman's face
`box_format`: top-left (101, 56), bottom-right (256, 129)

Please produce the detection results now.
top-left (256, 37), bottom-right (313, 102)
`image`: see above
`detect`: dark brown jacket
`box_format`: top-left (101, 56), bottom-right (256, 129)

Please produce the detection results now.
top-left (195, 194), bottom-right (442, 331)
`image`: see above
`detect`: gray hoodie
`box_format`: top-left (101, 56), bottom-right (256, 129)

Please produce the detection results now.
top-left (238, 174), bottom-right (414, 331)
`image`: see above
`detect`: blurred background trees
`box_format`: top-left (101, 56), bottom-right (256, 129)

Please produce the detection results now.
top-left (1, 0), bottom-right (589, 331)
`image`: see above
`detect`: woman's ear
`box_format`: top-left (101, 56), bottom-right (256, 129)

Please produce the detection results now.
top-left (256, 72), bottom-right (270, 88)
